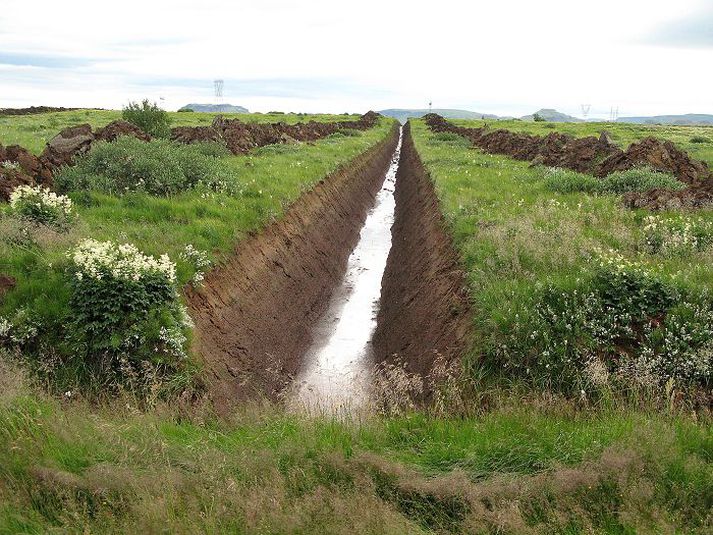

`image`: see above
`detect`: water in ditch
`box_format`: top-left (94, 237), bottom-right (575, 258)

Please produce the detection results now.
top-left (291, 127), bottom-right (403, 414)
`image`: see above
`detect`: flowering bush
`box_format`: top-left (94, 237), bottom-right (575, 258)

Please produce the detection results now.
top-left (642, 214), bottom-right (713, 256)
top-left (66, 239), bottom-right (191, 393)
top-left (9, 185), bottom-right (74, 228)
top-left (491, 250), bottom-right (711, 394)
top-left (179, 244), bottom-right (211, 284)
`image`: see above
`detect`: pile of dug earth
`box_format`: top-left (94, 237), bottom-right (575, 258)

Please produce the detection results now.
top-left (423, 114), bottom-right (713, 210)
top-left (171, 111), bottom-right (381, 154)
top-left (1, 112), bottom-right (381, 201)
top-left (0, 120), bottom-right (147, 200)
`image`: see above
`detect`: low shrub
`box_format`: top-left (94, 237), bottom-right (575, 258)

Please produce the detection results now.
top-left (689, 136), bottom-right (710, 144)
top-left (491, 250), bottom-right (712, 394)
top-left (55, 137), bottom-right (235, 196)
top-left (122, 99), bottom-right (172, 138)
top-left (543, 167), bottom-right (685, 195)
top-left (65, 239), bottom-right (192, 395)
top-left (8, 185), bottom-right (74, 228)
top-left (598, 168), bottom-right (685, 194)
top-left (543, 167), bottom-right (600, 194)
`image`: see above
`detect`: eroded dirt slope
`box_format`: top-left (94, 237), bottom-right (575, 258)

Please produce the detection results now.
top-left (372, 123), bottom-right (471, 379)
top-left (187, 124), bottom-right (400, 408)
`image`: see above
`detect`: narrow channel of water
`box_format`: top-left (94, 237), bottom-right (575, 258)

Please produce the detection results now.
top-left (292, 127), bottom-right (403, 413)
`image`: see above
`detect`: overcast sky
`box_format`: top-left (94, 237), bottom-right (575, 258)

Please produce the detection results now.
top-left (1, 0), bottom-right (711, 117)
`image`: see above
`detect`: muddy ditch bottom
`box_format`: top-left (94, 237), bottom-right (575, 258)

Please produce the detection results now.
top-left (290, 127), bottom-right (404, 414)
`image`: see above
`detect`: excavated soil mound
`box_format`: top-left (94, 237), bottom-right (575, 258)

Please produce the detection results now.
top-left (42, 120), bottom-right (150, 168)
top-left (424, 113), bottom-right (713, 209)
top-left (372, 123), bottom-right (471, 380)
top-left (596, 137), bottom-right (710, 183)
top-left (171, 111), bottom-right (381, 155)
top-left (187, 124), bottom-right (400, 409)
top-left (0, 106), bottom-right (79, 116)
top-left (0, 143), bottom-right (54, 200)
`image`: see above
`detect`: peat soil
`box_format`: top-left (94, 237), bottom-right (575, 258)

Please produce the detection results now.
top-left (423, 114), bottom-right (713, 209)
top-left (187, 124), bottom-right (400, 410)
top-left (372, 123), bottom-right (471, 379)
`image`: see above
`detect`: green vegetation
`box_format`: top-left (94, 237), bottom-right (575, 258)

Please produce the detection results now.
top-left (0, 109), bottom-right (366, 154)
top-left (0, 114), bottom-right (393, 395)
top-left (451, 118), bottom-right (713, 167)
top-left (55, 137), bottom-right (232, 195)
top-left (121, 99), bottom-right (172, 138)
top-left (543, 166), bottom-right (686, 195)
top-left (410, 119), bottom-right (713, 397)
top-left (0, 364), bottom-right (709, 534)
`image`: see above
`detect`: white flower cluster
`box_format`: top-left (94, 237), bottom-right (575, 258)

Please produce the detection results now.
top-left (1, 160), bottom-right (20, 171)
top-left (0, 316), bottom-right (11, 338)
top-left (70, 239), bottom-right (176, 283)
top-left (594, 248), bottom-right (649, 277)
top-left (642, 214), bottom-right (713, 256)
top-left (9, 185), bottom-right (73, 216)
top-left (179, 244), bottom-right (211, 284)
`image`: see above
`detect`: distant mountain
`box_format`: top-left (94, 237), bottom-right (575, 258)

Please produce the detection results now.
top-left (617, 114), bottom-right (713, 126)
top-left (520, 109), bottom-right (583, 123)
top-left (379, 108), bottom-right (501, 123)
top-left (179, 103), bottom-right (249, 113)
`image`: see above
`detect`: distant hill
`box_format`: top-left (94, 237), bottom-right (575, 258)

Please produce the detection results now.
top-left (179, 103), bottom-right (249, 113)
top-left (617, 114), bottom-right (713, 126)
top-left (521, 109), bottom-right (583, 123)
top-left (379, 108), bottom-right (501, 123)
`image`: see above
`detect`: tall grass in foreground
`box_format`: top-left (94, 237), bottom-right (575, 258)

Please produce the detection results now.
top-left (0, 358), bottom-right (710, 534)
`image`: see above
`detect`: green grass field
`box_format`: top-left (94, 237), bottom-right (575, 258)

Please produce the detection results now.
top-left (0, 361), bottom-right (710, 534)
top-left (0, 111), bottom-right (711, 533)
top-left (450, 118), bottom-right (713, 167)
top-left (0, 109), bottom-right (364, 154)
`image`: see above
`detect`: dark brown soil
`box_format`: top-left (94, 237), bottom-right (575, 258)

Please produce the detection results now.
top-left (423, 114), bottom-right (711, 184)
top-left (0, 144), bottom-right (53, 200)
top-left (186, 124), bottom-right (400, 409)
top-left (171, 111), bottom-right (381, 155)
top-left (372, 123), bottom-right (472, 379)
top-left (0, 106), bottom-right (80, 116)
top-left (0, 274), bottom-right (17, 302)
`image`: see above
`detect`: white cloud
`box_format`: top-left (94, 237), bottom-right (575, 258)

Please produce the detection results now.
top-left (0, 0), bottom-right (710, 117)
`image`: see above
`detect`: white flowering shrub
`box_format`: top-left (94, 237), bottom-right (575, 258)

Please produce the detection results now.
top-left (179, 244), bottom-right (211, 284)
top-left (642, 215), bottom-right (713, 256)
top-left (1, 160), bottom-right (20, 171)
top-left (491, 250), bottom-right (711, 394)
top-left (66, 239), bottom-right (191, 393)
top-left (9, 185), bottom-right (74, 228)
top-left (0, 308), bottom-right (39, 348)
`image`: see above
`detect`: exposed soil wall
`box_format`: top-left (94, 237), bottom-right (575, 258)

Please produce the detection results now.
top-left (372, 124), bottom-right (471, 379)
top-left (187, 124), bottom-right (400, 409)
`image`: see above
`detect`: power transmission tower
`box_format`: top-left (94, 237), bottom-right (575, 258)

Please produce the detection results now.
top-left (609, 106), bottom-right (619, 122)
top-left (214, 80), bottom-right (224, 105)
top-left (580, 104), bottom-right (591, 120)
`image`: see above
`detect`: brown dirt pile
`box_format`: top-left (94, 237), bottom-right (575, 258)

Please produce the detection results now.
top-left (171, 111), bottom-right (381, 154)
top-left (424, 113), bottom-right (713, 210)
top-left (0, 106), bottom-right (79, 116)
top-left (41, 120), bottom-right (150, 168)
top-left (1, 120), bottom-right (149, 201)
top-left (0, 144), bottom-right (53, 200)
top-left (186, 124), bottom-right (399, 409)
top-left (372, 123), bottom-right (471, 379)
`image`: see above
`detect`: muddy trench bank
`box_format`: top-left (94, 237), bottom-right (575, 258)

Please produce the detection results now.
top-left (372, 123), bottom-right (472, 381)
top-left (187, 124), bottom-right (400, 409)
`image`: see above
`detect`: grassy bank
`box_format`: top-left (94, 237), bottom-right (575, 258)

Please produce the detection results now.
top-left (0, 114), bottom-right (393, 394)
top-left (0, 363), bottom-right (710, 534)
top-left (0, 109), bottom-right (365, 154)
top-left (409, 119), bottom-right (713, 397)
top-left (450, 118), bottom-right (713, 168)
